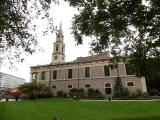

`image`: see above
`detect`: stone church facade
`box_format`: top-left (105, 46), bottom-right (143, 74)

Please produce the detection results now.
top-left (30, 23), bottom-right (147, 96)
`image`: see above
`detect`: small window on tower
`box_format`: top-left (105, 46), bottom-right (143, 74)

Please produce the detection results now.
top-left (56, 45), bottom-right (58, 51)
top-left (62, 47), bottom-right (63, 52)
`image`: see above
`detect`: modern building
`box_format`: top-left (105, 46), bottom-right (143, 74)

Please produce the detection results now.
top-left (30, 23), bottom-right (147, 96)
top-left (0, 72), bottom-right (25, 92)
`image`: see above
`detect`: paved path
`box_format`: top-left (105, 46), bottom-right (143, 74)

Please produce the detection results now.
top-left (0, 99), bottom-right (18, 102)
top-left (81, 99), bottom-right (159, 102)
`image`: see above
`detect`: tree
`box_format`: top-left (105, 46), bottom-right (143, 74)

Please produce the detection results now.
top-left (114, 77), bottom-right (129, 98)
top-left (64, 0), bottom-right (160, 78)
top-left (0, 0), bottom-right (58, 64)
top-left (18, 82), bottom-right (52, 99)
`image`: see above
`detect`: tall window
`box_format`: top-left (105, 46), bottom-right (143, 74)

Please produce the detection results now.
top-left (104, 65), bottom-right (110, 76)
top-left (125, 64), bottom-right (134, 75)
top-left (68, 69), bottom-right (72, 79)
top-left (41, 71), bottom-right (45, 80)
top-left (56, 45), bottom-right (58, 51)
top-left (62, 46), bottom-right (64, 52)
top-left (32, 72), bottom-right (37, 81)
top-left (53, 70), bottom-right (57, 79)
top-left (85, 67), bottom-right (90, 78)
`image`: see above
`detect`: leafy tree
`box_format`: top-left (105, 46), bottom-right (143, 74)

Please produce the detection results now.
top-left (64, 0), bottom-right (160, 78)
top-left (0, 0), bottom-right (58, 64)
top-left (18, 82), bottom-right (52, 99)
top-left (114, 77), bottom-right (129, 98)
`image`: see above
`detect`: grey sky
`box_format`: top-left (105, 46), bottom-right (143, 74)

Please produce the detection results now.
top-left (0, 1), bottom-right (91, 82)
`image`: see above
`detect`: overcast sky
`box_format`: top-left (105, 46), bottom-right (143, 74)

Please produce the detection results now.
top-left (0, 1), bottom-right (91, 82)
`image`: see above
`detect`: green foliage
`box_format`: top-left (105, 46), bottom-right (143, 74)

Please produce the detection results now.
top-left (0, 0), bottom-right (58, 64)
top-left (1, 99), bottom-right (160, 120)
top-left (65, 0), bottom-right (160, 78)
top-left (114, 77), bottom-right (129, 98)
top-left (129, 90), bottom-right (149, 100)
top-left (69, 88), bottom-right (85, 99)
top-left (149, 88), bottom-right (160, 96)
top-left (56, 91), bottom-right (67, 98)
top-left (87, 88), bottom-right (104, 99)
top-left (18, 82), bottom-right (53, 99)
top-left (146, 72), bottom-right (160, 92)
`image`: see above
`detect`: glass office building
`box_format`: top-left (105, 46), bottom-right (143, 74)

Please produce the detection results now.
top-left (0, 72), bottom-right (25, 90)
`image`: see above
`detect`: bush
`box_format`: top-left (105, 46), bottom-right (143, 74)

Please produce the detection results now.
top-left (149, 88), bottom-right (160, 96)
top-left (114, 77), bottom-right (125, 97)
top-left (122, 88), bottom-right (130, 97)
top-left (114, 77), bottom-right (130, 98)
top-left (88, 88), bottom-right (95, 98)
top-left (129, 91), bottom-right (149, 100)
top-left (87, 88), bottom-right (104, 99)
top-left (56, 91), bottom-right (67, 98)
top-left (19, 82), bottom-right (53, 100)
top-left (69, 88), bottom-right (85, 99)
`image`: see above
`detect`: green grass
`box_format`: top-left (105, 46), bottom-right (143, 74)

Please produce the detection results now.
top-left (0, 99), bottom-right (160, 120)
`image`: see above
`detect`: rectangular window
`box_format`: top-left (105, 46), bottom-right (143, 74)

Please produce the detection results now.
top-left (125, 64), bottom-right (134, 75)
top-left (104, 65), bottom-right (110, 76)
top-left (52, 85), bottom-right (57, 89)
top-left (85, 67), bottom-right (90, 78)
top-left (68, 69), bottom-right (72, 79)
top-left (85, 84), bottom-right (90, 88)
top-left (68, 84), bottom-right (73, 89)
top-left (53, 70), bottom-right (57, 79)
top-left (41, 71), bottom-right (45, 80)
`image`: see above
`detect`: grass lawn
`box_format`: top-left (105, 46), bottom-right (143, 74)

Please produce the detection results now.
top-left (0, 99), bottom-right (160, 120)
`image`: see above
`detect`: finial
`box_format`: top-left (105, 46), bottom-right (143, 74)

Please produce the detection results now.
top-left (59, 21), bottom-right (62, 32)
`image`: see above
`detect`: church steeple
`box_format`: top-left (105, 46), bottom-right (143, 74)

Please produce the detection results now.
top-left (52, 22), bottom-right (65, 64)
top-left (59, 22), bottom-right (62, 32)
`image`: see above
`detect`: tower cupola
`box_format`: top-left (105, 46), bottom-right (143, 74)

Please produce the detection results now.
top-left (52, 22), bottom-right (65, 64)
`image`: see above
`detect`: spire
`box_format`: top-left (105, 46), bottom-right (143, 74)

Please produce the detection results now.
top-left (59, 22), bottom-right (62, 33)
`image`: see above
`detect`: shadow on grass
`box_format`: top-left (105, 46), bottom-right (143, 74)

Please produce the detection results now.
top-left (111, 116), bottom-right (160, 120)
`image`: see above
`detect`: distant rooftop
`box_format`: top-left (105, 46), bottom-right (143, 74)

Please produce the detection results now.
top-left (75, 51), bottom-right (110, 62)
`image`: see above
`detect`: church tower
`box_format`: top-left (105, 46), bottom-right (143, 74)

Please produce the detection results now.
top-left (52, 22), bottom-right (65, 64)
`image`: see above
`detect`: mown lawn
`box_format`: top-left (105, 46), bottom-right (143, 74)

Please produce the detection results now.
top-left (0, 99), bottom-right (160, 120)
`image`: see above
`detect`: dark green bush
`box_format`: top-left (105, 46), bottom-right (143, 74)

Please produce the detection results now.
top-left (149, 88), bottom-right (160, 96)
top-left (56, 91), bottom-right (67, 98)
top-left (87, 88), bottom-right (104, 99)
top-left (114, 77), bottom-right (130, 99)
top-left (69, 88), bottom-right (85, 99)
top-left (19, 82), bottom-right (53, 100)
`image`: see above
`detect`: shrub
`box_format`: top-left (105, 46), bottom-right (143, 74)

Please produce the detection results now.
top-left (114, 77), bottom-right (130, 99)
top-left (87, 88), bottom-right (104, 99)
top-left (19, 82), bottom-right (53, 99)
top-left (69, 88), bottom-right (85, 99)
top-left (56, 91), bottom-right (67, 98)
top-left (114, 77), bottom-right (124, 97)
top-left (149, 88), bottom-right (160, 96)
top-left (88, 88), bottom-right (95, 98)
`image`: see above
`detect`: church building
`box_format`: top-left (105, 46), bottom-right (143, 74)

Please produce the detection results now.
top-left (30, 23), bottom-right (147, 96)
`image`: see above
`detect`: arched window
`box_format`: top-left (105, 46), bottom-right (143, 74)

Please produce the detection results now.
top-left (127, 82), bottom-right (134, 87)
